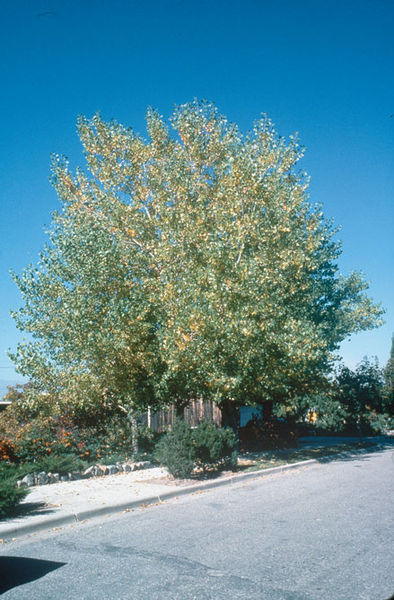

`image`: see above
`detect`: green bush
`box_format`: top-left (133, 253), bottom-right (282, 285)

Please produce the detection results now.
top-left (364, 411), bottom-right (394, 434)
top-left (0, 464), bottom-right (29, 519)
top-left (34, 454), bottom-right (88, 475)
top-left (155, 420), bottom-right (238, 478)
top-left (155, 420), bottom-right (195, 478)
top-left (193, 421), bottom-right (238, 470)
top-left (137, 426), bottom-right (162, 456)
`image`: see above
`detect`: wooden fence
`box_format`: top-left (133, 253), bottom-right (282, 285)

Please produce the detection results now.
top-left (143, 399), bottom-right (222, 432)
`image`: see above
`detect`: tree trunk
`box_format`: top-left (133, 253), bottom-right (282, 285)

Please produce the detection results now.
top-left (128, 408), bottom-right (139, 455)
top-left (118, 401), bottom-right (139, 455)
top-left (262, 400), bottom-right (274, 423)
top-left (220, 399), bottom-right (239, 433)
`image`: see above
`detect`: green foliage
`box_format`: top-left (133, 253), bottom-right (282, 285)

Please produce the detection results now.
top-left (137, 426), bottom-right (162, 456)
top-left (0, 480), bottom-right (29, 519)
top-left (383, 334), bottom-right (394, 409)
top-left (294, 391), bottom-right (348, 431)
top-left (193, 421), bottom-right (237, 469)
top-left (239, 417), bottom-right (298, 451)
top-left (300, 357), bottom-right (393, 434)
top-left (1, 381), bottom-right (34, 403)
top-left (155, 420), bottom-right (238, 477)
top-left (9, 100), bottom-right (384, 419)
top-left (0, 400), bottom-right (136, 465)
top-left (364, 411), bottom-right (394, 434)
top-left (334, 357), bottom-right (387, 433)
top-left (0, 464), bottom-right (29, 518)
top-left (155, 420), bottom-right (195, 478)
top-left (33, 454), bottom-right (87, 475)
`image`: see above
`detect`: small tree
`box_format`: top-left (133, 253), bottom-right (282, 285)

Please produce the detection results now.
top-left (333, 358), bottom-right (387, 434)
top-left (383, 334), bottom-right (394, 411)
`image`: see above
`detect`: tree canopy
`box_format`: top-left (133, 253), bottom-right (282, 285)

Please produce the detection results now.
top-left (10, 100), bottom-right (384, 419)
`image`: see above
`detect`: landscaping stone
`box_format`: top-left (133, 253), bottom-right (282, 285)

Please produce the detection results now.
top-left (94, 465), bottom-right (105, 477)
top-left (36, 471), bottom-right (49, 485)
top-left (134, 461), bottom-right (151, 470)
top-left (83, 466), bottom-right (95, 478)
top-left (13, 459), bottom-right (154, 488)
top-left (21, 473), bottom-right (35, 487)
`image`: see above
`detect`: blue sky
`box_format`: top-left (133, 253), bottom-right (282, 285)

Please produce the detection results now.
top-left (0, 0), bottom-right (393, 387)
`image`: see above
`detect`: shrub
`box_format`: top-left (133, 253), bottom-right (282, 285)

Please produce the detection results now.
top-left (239, 418), bottom-right (298, 451)
top-left (0, 438), bottom-right (17, 462)
top-left (137, 426), bottom-right (162, 456)
top-left (364, 411), bottom-right (394, 434)
top-left (155, 420), bottom-right (195, 478)
top-left (193, 421), bottom-right (237, 470)
top-left (155, 420), bottom-right (238, 478)
top-left (0, 479), bottom-right (29, 519)
top-left (34, 454), bottom-right (88, 475)
top-left (0, 464), bottom-right (29, 519)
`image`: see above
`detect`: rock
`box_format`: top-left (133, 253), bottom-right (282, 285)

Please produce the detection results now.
top-left (116, 462), bottom-right (124, 472)
top-left (134, 461), bottom-right (151, 470)
top-left (106, 465), bottom-right (117, 475)
top-left (17, 480), bottom-right (27, 488)
top-left (94, 465), bottom-right (105, 476)
top-left (83, 466), bottom-right (95, 478)
top-left (36, 471), bottom-right (49, 485)
top-left (123, 463), bottom-right (132, 472)
top-left (21, 473), bottom-right (35, 487)
top-left (69, 472), bottom-right (83, 481)
top-left (60, 474), bottom-right (69, 482)
top-left (94, 464), bottom-right (108, 476)
top-left (48, 472), bottom-right (60, 484)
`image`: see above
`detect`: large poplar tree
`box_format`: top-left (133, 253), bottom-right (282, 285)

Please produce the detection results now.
top-left (10, 101), bottom-right (384, 423)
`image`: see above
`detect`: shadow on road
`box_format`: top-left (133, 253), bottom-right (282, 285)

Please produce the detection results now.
top-left (236, 437), bottom-right (394, 475)
top-left (0, 556), bottom-right (66, 593)
top-left (313, 439), bottom-right (394, 465)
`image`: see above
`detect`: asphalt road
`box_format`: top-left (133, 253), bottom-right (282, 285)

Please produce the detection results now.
top-left (1, 446), bottom-right (393, 600)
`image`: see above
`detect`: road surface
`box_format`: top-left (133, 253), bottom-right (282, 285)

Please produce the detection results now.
top-left (1, 445), bottom-right (393, 599)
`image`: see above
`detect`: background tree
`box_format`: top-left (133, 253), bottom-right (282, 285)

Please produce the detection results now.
top-left (333, 357), bottom-right (388, 434)
top-left (10, 101), bottom-right (384, 428)
top-left (383, 334), bottom-right (394, 410)
top-left (2, 382), bottom-right (33, 404)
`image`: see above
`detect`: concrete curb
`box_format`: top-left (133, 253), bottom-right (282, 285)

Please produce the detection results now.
top-left (0, 458), bottom-right (319, 541)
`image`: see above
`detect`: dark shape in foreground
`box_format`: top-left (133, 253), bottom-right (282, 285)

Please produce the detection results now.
top-left (0, 556), bottom-right (66, 593)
